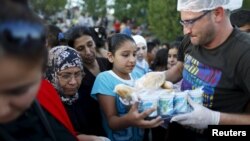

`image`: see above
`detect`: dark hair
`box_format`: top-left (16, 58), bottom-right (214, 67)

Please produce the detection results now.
top-left (45, 25), bottom-right (62, 48)
top-left (161, 42), bottom-right (170, 49)
top-left (230, 9), bottom-right (250, 27)
top-left (175, 35), bottom-right (184, 42)
top-left (150, 48), bottom-right (168, 71)
top-left (152, 38), bottom-right (161, 46)
top-left (107, 33), bottom-right (135, 54)
top-left (0, 0), bottom-right (47, 69)
top-left (147, 41), bottom-right (157, 53)
top-left (66, 26), bottom-right (94, 48)
top-left (169, 41), bottom-right (181, 50)
top-left (90, 26), bottom-right (107, 48)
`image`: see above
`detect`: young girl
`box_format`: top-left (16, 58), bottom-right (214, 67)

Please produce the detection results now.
top-left (150, 48), bottom-right (169, 71)
top-left (91, 34), bottom-right (163, 141)
top-left (167, 41), bottom-right (180, 69)
top-left (168, 41), bottom-right (182, 91)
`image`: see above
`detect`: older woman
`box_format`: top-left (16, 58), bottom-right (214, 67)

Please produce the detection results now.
top-left (46, 46), bottom-right (83, 105)
top-left (46, 46), bottom-right (109, 141)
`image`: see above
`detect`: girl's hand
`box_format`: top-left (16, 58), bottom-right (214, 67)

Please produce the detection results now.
top-left (126, 102), bottom-right (164, 128)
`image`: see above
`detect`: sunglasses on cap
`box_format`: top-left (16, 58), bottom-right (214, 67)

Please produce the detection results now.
top-left (0, 21), bottom-right (45, 52)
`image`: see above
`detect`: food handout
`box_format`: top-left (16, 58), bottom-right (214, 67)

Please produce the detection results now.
top-left (114, 71), bottom-right (204, 122)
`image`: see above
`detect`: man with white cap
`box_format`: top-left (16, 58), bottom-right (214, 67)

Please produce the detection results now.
top-left (164, 0), bottom-right (250, 140)
top-left (131, 35), bottom-right (150, 78)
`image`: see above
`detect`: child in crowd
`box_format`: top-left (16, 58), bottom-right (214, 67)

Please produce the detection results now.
top-left (91, 34), bottom-right (163, 141)
top-left (167, 41), bottom-right (180, 69)
top-left (168, 41), bottom-right (182, 90)
top-left (150, 48), bottom-right (169, 71)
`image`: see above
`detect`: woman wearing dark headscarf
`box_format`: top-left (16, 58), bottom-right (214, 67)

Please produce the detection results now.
top-left (46, 46), bottom-right (109, 141)
top-left (46, 46), bottom-right (83, 105)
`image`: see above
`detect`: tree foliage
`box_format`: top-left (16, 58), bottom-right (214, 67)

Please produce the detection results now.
top-left (82, 0), bottom-right (107, 17)
top-left (29, 0), bottom-right (67, 17)
top-left (148, 0), bottom-right (182, 42)
top-left (113, 0), bottom-right (148, 24)
top-left (242, 0), bottom-right (250, 9)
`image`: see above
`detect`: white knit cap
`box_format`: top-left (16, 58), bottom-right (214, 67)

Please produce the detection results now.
top-left (132, 35), bottom-right (147, 47)
top-left (177, 0), bottom-right (243, 12)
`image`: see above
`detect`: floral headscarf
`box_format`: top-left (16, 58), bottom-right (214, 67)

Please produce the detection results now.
top-left (45, 45), bottom-right (83, 105)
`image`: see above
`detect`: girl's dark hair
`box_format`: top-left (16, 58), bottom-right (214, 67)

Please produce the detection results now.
top-left (45, 25), bottom-right (62, 48)
top-left (0, 0), bottom-right (47, 70)
top-left (107, 33), bottom-right (135, 54)
top-left (147, 41), bottom-right (157, 53)
top-left (150, 48), bottom-right (168, 71)
top-left (66, 26), bottom-right (94, 48)
top-left (169, 41), bottom-right (181, 50)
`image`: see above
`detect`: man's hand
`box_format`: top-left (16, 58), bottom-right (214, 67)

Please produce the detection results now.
top-left (170, 97), bottom-right (220, 129)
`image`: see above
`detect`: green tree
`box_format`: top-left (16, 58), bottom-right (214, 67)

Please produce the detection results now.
top-left (82, 0), bottom-right (107, 17)
top-left (148, 0), bottom-right (182, 42)
top-left (242, 0), bottom-right (250, 9)
top-left (113, 0), bottom-right (148, 24)
top-left (29, 0), bottom-right (67, 17)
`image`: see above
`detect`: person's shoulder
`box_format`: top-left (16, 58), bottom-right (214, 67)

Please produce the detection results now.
top-left (99, 70), bottom-right (110, 74)
top-left (37, 79), bottom-right (58, 99)
top-left (233, 28), bottom-right (250, 44)
top-left (37, 79), bottom-right (63, 109)
top-left (96, 70), bottom-right (112, 79)
top-left (226, 29), bottom-right (250, 58)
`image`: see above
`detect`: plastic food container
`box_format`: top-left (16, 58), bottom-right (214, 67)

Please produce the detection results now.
top-left (173, 91), bottom-right (191, 114)
top-left (158, 94), bottom-right (174, 117)
top-left (138, 96), bottom-right (159, 118)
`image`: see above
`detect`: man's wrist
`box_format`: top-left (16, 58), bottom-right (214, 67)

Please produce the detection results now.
top-left (212, 111), bottom-right (220, 125)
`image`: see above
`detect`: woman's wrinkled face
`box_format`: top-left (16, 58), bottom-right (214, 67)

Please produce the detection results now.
top-left (73, 35), bottom-right (96, 65)
top-left (0, 56), bottom-right (42, 123)
top-left (57, 67), bottom-right (84, 96)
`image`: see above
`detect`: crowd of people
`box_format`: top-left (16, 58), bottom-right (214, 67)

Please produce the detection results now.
top-left (0, 0), bottom-right (250, 141)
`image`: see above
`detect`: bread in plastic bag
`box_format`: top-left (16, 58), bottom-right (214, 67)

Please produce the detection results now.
top-left (135, 71), bottom-right (166, 89)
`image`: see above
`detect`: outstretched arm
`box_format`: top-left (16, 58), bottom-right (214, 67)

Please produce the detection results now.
top-left (219, 113), bottom-right (250, 125)
top-left (165, 61), bottom-right (184, 83)
top-left (97, 95), bottom-right (163, 131)
top-left (171, 97), bottom-right (250, 129)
